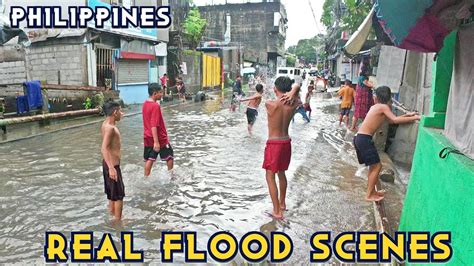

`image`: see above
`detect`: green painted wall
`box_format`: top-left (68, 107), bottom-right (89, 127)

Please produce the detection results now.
top-left (399, 31), bottom-right (474, 265)
top-left (399, 128), bottom-right (474, 265)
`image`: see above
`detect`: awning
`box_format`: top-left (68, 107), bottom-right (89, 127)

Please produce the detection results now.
top-left (374, 0), bottom-right (472, 53)
top-left (343, 7), bottom-right (375, 56)
top-left (120, 51), bottom-right (155, 60)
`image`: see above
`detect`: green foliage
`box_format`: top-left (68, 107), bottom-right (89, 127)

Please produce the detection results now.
top-left (320, 0), bottom-right (372, 33)
top-left (321, 0), bottom-right (336, 29)
top-left (341, 0), bottom-right (372, 33)
top-left (83, 97), bottom-right (92, 110)
top-left (183, 7), bottom-right (207, 48)
top-left (286, 55), bottom-right (296, 67)
top-left (91, 93), bottom-right (105, 109)
top-left (286, 35), bottom-right (325, 64)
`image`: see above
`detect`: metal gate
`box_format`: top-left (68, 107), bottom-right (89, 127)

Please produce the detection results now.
top-left (96, 48), bottom-right (114, 88)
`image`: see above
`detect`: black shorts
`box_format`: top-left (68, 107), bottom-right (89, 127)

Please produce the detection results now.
top-left (353, 134), bottom-right (380, 166)
top-left (246, 108), bottom-right (258, 125)
top-left (341, 108), bottom-right (351, 116)
top-left (102, 161), bottom-right (125, 201)
top-left (144, 144), bottom-right (174, 162)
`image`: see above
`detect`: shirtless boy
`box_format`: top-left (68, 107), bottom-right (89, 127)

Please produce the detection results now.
top-left (240, 83), bottom-right (263, 134)
top-left (304, 82), bottom-right (314, 118)
top-left (101, 101), bottom-right (125, 221)
top-left (354, 86), bottom-right (420, 201)
top-left (262, 77), bottom-right (300, 219)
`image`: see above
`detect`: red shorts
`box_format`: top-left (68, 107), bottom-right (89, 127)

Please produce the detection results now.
top-left (262, 139), bottom-right (292, 173)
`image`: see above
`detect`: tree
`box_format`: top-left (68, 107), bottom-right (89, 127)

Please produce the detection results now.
top-left (340, 0), bottom-right (372, 33)
top-left (182, 7), bottom-right (207, 49)
top-left (320, 0), bottom-right (372, 33)
top-left (286, 35), bottom-right (325, 64)
top-left (286, 55), bottom-right (296, 67)
top-left (321, 0), bottom-right (336, 29)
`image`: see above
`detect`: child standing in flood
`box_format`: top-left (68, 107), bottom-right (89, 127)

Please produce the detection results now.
top-left (304, 82), bottom-right (314, 118)
top-left (240, 83), bottom-right (264, 134)
top-left (262, 77), bottom-right (300, 219)
top-left (354, 86), bottom-right (420, 201)
top-left (142, 83), bottom-right (174, 177)
top-left (338, 80), bottom-right (355, 127)
top-left (101, 101), bottom-right (125, 221)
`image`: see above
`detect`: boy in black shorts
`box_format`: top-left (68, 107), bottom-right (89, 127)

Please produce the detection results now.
top-left (240, 84), bottom-right (264, 134)
top-left (142, 83), bottom-right (174, 176)
top-left (101, 101), bottom-right (125, 221)
top-left (354, 86), bottom-right (419, 201)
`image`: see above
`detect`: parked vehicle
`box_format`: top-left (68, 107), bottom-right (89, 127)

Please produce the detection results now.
top-left (276, 67), bottom-right (303, 84)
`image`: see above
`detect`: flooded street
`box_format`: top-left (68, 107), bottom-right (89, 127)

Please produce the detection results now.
top-left (0, 89), bottom-right (406, 264)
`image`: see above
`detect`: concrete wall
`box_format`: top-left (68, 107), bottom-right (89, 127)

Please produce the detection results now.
top-left (199, 2), bottom-right (287, 64)
top-left (0, 61), bottom-right (26, 84)
top-left (181, 50), bottom-right (203, 94)
top-left (387, 52), bottom-right (434, 165)
top-left (26, 41), bottom-right (88, 86)
top-left (399, 127), bottom-right (474, 265)
top-left (400, 33), bottom-right (474, 265)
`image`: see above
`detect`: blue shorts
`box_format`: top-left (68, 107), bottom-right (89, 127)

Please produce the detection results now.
top-left (341, 108), bottom-right (351, 116)
top-left (353, 134), bottom-right (380, 166)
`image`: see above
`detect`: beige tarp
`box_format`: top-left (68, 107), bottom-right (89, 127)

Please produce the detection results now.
top-left (445, 24), bottom-right (474, 160)
top-left (343, 7), bottom-right (375, 56)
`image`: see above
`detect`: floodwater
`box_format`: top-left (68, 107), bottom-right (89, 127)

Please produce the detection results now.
top-left (0, 84), bottom-right (406, 264)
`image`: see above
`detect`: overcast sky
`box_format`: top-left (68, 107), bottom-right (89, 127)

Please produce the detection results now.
top-left (192, 0), bottom-right (326, 48)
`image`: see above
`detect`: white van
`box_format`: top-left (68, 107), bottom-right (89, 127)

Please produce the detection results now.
top-left (276, 67), bottom-right (303, 84)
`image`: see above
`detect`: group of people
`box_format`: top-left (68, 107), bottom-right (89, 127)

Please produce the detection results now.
top-left (99, 71), bottom-right (420, 222)
top-left (160, 74), bottom-right (186, 102)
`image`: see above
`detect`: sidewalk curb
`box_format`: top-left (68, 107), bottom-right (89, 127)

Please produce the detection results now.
top-left (374, 181), bottom-right (398, 266)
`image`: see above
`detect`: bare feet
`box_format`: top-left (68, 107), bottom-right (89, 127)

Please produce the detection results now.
top-left (271, 211), bottom-right (284, 220)
top-left (365, 194), bottom-right (384, 202)
top-left (376, 189), bottom-right (386, 197)
top-left (267, 210), bottom-right (284, 220)
top-left (280, 205), bottom-right (288, 212)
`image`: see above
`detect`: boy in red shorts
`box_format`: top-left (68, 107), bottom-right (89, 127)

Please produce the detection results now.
top-left (142, 83), bottom-right (174, 177)
top-left (262, 77), bottom-right (300, 219)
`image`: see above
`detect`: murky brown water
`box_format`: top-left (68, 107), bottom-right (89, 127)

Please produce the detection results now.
top-left (0, 84), bottom-right (406, 264)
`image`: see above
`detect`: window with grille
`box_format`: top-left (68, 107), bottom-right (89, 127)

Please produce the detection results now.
top-left (96, 48), bottom-right (114, 88)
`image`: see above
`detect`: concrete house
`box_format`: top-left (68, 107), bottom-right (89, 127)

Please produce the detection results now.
top-left (0, 0), bottom-right (169, 105)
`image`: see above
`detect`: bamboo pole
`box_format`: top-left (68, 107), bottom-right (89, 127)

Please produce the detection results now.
top-left (0, 108), bottom-right (100, 126)
top-left (42, 84), bottom-right (107, 91)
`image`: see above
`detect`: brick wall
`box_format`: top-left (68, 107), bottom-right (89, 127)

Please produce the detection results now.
top-left (0, 61), bottom-right (26, 84)
top-left (26, 42), bottom-right (87, 86)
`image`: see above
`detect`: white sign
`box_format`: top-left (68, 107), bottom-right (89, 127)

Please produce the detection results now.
top-left (180, 62), bottom-right (187, 75)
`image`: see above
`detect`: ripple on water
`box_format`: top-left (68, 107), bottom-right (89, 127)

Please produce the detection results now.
top-left (0, 94), bottom-right (386, 263)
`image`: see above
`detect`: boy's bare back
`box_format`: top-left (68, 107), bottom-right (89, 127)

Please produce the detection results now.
top-left (101, 121), bottom-right (121, 165)
top-left (247, 93), bottom-right (262, 109)
top-left (358, 103), bottom-right (419, 136)
top-left (266, 100), bottom-right (298, 139)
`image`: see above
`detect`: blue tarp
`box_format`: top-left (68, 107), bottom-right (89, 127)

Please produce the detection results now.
top-left (23, 81), bottom-right (43, 110)
top-left (16, 96), bottom-right (29, 115)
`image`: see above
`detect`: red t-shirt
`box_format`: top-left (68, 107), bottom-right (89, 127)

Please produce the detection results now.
top-left (160, 77), bottom-right (167, 87)
top-left (142, 100), bottom-right (169, 147)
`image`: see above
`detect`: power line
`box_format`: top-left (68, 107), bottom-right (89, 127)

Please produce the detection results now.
top-left (307, 0), bottom-right (322, 35)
